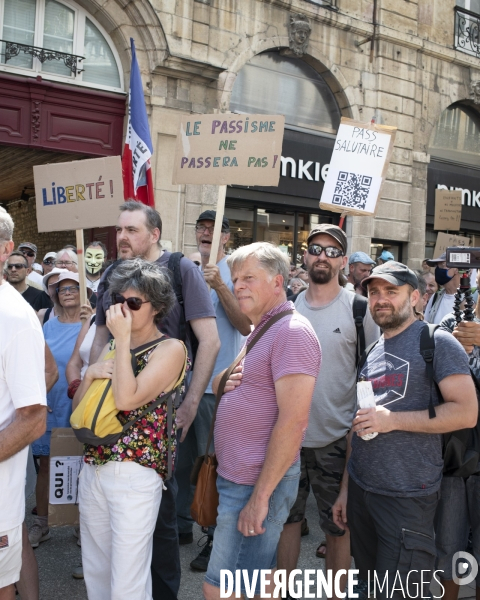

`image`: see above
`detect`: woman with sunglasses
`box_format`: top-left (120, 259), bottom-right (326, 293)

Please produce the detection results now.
top-left (73, 258), bottom-right (188, 600)
top-left (30, 271), bottom-right (91, 549)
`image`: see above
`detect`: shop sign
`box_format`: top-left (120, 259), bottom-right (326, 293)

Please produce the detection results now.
top-left (172, 114), bottom-right (285, 186)
top-left (319, 117), bottom-right (397, 217)
top-left (34, 156), bottom-right (122, 232)
top-left (427, 160), bottom-right (480, 233)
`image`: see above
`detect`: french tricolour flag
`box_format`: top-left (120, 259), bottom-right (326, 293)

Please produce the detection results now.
top-left (122, 38), bottom-right (154, 207)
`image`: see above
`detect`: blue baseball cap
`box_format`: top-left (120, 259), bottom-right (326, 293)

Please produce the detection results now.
top-left (379, 250), bottom-right (394, 261)
top-left (348, 251), bottom-right (376, 266)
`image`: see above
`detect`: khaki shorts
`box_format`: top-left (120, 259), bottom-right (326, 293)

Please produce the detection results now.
top-left (286, 437), bottom-right (347, 537)
top-left (0, 524), bottom-right (22, 588)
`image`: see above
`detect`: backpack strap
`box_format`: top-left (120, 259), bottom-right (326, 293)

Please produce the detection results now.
top-left (420, 323), bottom-right (440, 418)
top-left (357, 339), bottom-right (380, 379)
top-left (42, 306), bottom-right (53, 326)
top-left (352, 295), bottom-right (368, 367)
top-left (167, 252), bottom-right (186, 342)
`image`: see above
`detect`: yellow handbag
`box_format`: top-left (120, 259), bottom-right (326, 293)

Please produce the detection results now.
top-left (70, 339), bottom-right (187, 452)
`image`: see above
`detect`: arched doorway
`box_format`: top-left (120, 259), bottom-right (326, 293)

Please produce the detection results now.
top-left (225, 50), bottom-right (343, 265)
top-left (426, 103), bottom-right (480, 257)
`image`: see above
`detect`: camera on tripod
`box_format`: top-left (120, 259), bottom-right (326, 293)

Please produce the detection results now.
top-left (445, 247), bottom-right (480, 324)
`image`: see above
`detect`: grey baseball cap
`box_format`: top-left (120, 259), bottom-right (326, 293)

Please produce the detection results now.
top-left (362, 261), bottom-right (419, 290)
top-left (307, 224), bottom-right (347, 254)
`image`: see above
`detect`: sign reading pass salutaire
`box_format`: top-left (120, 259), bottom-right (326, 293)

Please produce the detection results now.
top-left (319, 117), bottom-right (397, 217)
top-left (34, 156), bottom-right (123, 233)
top-left (434, 189), bottom-right (462, 231)
top-left (172, 114), bottom-right (285, 186)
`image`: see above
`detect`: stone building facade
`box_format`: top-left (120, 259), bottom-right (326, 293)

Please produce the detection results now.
top-left (1, 0), bottom-right (480, 266)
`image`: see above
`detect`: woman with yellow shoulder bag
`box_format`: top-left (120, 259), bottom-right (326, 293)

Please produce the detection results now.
top-left (72, 258), bottom-right (188, 600)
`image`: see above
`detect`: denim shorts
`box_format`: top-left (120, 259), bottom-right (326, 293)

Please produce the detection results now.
top-left (434, 475), bottom-right (480, 585)
top-left (205, 461), bottom-right (300, 596)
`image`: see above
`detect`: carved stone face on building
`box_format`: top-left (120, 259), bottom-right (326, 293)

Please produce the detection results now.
top-left (288, 14), bottom-right (311, 57)
top-left (471, 80), bottom-right (480, 104)
top-left (85, 246), bottom-right (105, 275)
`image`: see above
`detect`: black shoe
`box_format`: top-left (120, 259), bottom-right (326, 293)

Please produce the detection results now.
top-left (179, 531), bottom-right (193, 545)
top-left (190, 535), bottom-right (213, 571)
top-left (300, 518), bottom-right (309, 537)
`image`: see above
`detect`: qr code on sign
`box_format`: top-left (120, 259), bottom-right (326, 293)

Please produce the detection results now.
top-left (332, 172), bottom-right (372, 210)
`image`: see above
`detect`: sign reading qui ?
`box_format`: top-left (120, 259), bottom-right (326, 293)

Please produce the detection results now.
top-left (172, 114), bottom-right (285, 186)
top-left (34, 156), bottom-right (123, 233)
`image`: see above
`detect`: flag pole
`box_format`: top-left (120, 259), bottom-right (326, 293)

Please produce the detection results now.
top-left (75, 230), bottom-right (88, 313)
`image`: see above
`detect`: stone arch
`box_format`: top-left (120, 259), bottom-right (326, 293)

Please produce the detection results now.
top-left (217, 35), bottom-right (357, 121)
top-left (74, 0), bottom-right (169, 80)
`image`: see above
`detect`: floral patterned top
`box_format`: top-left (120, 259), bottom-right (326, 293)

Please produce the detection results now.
top-left (84, 337), bottom-right (189, 478)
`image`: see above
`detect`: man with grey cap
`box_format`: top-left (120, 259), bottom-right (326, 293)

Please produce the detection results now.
top-left (332, 261), bottom-right (477, 598)
top-left (277, 224), bottom-right (379, 599)
top-left (177, 209), bottom-right (251, 571)
top-left (18, 242), bottom-right (43, 287)
top-left (347, 251), bottom-right (376, 291)
top-left (424, 251), bottom-right (461, 324)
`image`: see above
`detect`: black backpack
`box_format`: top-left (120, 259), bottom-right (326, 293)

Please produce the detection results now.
top-left (358, 323), bottom-right (480, 478)
top-left (103, 253), bottom-right (199, 364)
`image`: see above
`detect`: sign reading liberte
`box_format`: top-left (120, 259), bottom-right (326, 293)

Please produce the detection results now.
top-left (172, 114), bottom-right (285, 186)
top-left (34, 156), bottom-right (123, 232)
top-left (319, 117), bottom-right (397, 217)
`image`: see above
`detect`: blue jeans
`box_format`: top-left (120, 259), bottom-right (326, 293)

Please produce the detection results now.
top-left (176, 393), bottom-right (216, 536)
top-left (205, 461), bottom-right (300, 596)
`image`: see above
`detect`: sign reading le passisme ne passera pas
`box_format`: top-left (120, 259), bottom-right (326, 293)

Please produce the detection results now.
top-left (172, 114), bottom-right (285, 186)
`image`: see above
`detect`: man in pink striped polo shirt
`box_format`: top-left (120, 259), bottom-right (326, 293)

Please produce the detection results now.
top-left (203, 242), bottom-right (321, 600)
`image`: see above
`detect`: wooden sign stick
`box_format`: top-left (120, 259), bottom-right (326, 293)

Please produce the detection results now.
top-left (75, 229), bottom-right (88, 312)
top-left (208, 185), bottom-right (227, 269)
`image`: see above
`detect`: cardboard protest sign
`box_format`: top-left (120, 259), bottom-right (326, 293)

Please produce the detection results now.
top-left (434, 189), bottom-right (462, 231)
top-left (49, 428), bottom-right (83, 526)
top-left (172, 114), bottom-right (285, 186)
top-left (34, 156), bottom-right (123, 233)
top-left (433, 232), bottom-right (471, 260)
top-left (319, 117), bottom-right (397, 217)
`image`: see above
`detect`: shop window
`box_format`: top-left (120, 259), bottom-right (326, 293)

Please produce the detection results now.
top-left (429, 105), bottom-right (480, 168)
top-left (370, 240), bottom-right (402, 264)
top-left (225, 203), bottom-right (334, 265)
top-left (0, 0), bottom-right (123, 91)
top-left (455, 0), bottom-right (480, 58)
top-left (230, 51), bottom-right (340, 135)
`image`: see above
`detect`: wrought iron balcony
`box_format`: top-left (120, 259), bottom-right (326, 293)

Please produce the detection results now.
top-left (454, 6), bottom-right (480, 59)
top-left (0, 40), bottom-right (84, 75)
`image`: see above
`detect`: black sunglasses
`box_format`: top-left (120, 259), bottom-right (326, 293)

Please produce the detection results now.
top-left (7, 264), bottom-right (27, 270)
top-left (20, 250), bottom-right (35, 257)
top-left (111, 293), bottom-right (150, 311)
top-left (307, 244), bottom-right (344, 259)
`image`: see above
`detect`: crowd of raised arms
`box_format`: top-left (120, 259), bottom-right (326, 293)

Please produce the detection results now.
top-left (0, 200), bottom-right (478, 600)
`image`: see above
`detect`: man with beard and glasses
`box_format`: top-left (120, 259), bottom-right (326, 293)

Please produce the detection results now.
top-left (277, 225), bottom-right (379, 600)
top-left (332, 261), bottom-right (478, 600)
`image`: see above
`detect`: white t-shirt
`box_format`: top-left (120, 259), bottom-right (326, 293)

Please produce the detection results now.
top-left (0, 282), bottom-right (46, 531)
top-left (424, 291), bottom-right (456, 325)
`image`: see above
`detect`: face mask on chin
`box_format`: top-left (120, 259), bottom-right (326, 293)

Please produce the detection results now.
top-left (435, 267), bottom-right (453, 287)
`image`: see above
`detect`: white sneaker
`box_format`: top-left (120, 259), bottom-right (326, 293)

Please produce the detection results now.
top-left (28, 522), bottom-right (51, 548)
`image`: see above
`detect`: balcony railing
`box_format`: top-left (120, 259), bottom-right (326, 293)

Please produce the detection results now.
top-left (454, 6), bottom-right (480, 59)
top-left (0, 40), bottom-right (84, 75)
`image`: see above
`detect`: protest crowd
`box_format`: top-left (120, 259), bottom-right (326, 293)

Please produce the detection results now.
top-left (1, 198), bottom-right (480, 600)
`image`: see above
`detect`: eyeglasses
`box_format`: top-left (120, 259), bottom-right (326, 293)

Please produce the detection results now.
top-left (55, 261), bottom-right (77, 267)
top-left (56, 285), bottom-right (80, 295)
top-left (111, 293), bottom-right (151, 311)
top-left (195, 225), bottom-right (228, 234)
top-left (20, 250), bottom-right (35, 258)
top-left (307, 244), bottom-right (344, 259)
top-left (7, 264), bottom-right (27, 270)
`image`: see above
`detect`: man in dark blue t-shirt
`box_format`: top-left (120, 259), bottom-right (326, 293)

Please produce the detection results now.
top-left (332, 262), bottom-right (477, 600)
